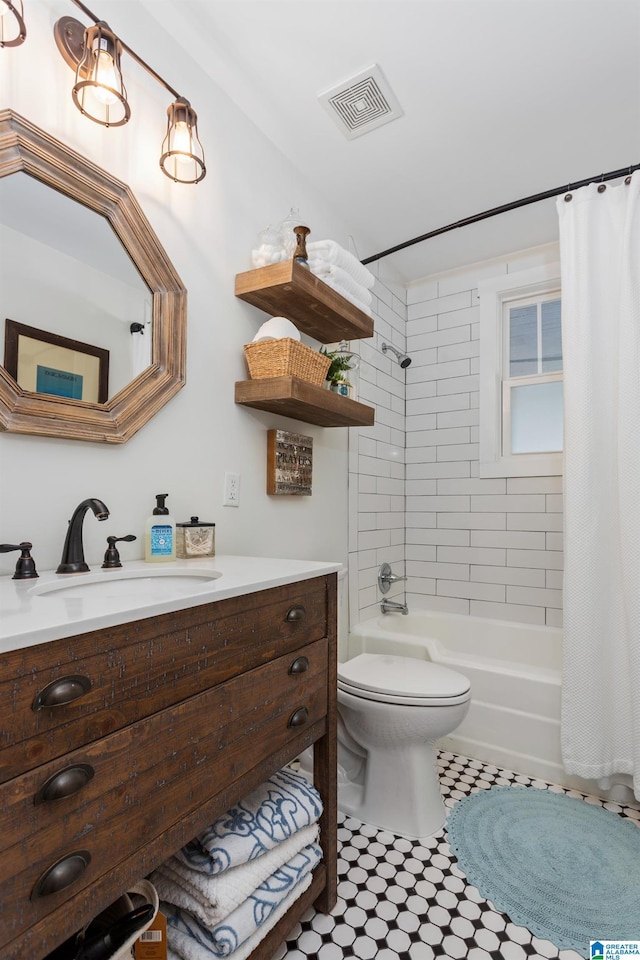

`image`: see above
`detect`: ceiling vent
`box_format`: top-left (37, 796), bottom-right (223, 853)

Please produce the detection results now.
top-left (318, 64), bottom-right (403, 140)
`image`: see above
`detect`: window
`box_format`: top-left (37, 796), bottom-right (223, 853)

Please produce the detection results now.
top-left (479, 263), bottom-right (563, 477)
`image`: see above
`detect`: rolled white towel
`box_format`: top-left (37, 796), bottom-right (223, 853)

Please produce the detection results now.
top-left (307, 239), bottom-right (375, 289)
top-left (308, 260), bottom-right (373, 307)
top-left (252, 317), bottom-right (301, 342)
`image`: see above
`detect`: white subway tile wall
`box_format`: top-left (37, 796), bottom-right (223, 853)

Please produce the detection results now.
top-left (348, 275), bottom-right (408, 626)
top-left (349, 246), bottom-right (563, 629)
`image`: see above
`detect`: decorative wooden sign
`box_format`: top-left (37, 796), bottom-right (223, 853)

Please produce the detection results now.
top-left (267, 429), bottom-right (313, 496)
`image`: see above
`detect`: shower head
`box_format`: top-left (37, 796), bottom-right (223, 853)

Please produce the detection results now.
top-left (381, 343), bottom-right (412, 368)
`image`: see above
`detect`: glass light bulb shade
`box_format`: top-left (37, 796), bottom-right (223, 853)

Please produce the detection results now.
top-left (170, 121), bottom-right (194, 166)
top-left (160, 99), bottom-right (206, 184)
top-left (92, 48), bottom-right (119, 105)
top-left (0, 0), bottom-right (26, 46)
top-left (72, 22), bottom-right (130, 127)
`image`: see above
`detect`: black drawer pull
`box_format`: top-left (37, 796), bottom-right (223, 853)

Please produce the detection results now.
top-left (289, 656), bottom-right (309, 675)
top-left (31, 850), bottom-right (91, 900)
top-left (32, 675), bottom-right (92, 711)
top-left (288, 706), bottom-right (309, 728)
top-left (34, 764), bottom-right (95, 805)
top-left (285, 605), bottom-right (306, 623)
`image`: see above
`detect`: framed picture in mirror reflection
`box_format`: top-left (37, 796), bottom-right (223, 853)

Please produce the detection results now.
top-left (3, 320), bottom-right (109, 404)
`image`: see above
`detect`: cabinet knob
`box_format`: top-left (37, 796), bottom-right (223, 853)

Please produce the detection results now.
top-left (32, 675), bottom-right (92, 711)
top-left (31, 850), bottom-right (91, 899)
top-left (285, 605), bottom-right (306, 622)
top-left (34, 764), bottom-right (95, 805)
top-left (288, 706), bottom-right (309, 728)
top-left (289, 656), bottom-right (309, 675)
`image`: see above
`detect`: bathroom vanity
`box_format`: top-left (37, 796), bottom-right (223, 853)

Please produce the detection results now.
top-left (0, 557), bottom-right (339, 960)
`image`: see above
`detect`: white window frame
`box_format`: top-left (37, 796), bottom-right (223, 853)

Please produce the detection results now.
top-left (479, 263), bottom-right (562, 478)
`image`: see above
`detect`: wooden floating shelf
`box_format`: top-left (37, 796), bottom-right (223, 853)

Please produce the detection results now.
top-left (235, 261), bottom-right (374, 344)
top-left (235, 377), bottom-right (375, 428)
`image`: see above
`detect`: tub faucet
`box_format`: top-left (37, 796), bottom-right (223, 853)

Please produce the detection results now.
top-left (381, 597), bottom-right (409, 615)
top-left (57, 498), bottom-right (110, 574)
top-left (378, 562), bottom-right (407, 594)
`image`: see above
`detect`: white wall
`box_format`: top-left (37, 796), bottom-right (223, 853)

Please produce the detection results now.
top-left (0, 0), bottom-right (366, 575)
top-left (405, 244), bottom-right (563, 627)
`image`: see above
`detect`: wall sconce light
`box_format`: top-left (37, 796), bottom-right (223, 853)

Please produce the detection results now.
top-left (72, 20), bottom-right (129, 127)
top-left (0, 0), bottom-right (27, 47)
top-left (55, 17), bottom-right (129, 126)
top-left (160, 97), bottom-right (206, 185)
top-left (53, 1), bottom-right (206, 183)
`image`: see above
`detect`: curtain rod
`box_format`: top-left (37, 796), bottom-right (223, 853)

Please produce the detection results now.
top-left (361, 162), bottom-right (640, 265)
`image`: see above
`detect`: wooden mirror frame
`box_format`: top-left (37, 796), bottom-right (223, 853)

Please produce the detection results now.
top-left (0, 109), bottom-right (186, 443)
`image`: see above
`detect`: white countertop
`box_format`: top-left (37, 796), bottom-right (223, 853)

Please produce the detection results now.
top-left (0, 555), bottom-right (342, 654)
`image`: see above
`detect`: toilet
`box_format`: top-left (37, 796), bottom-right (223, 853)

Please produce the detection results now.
top-left (336, 652), bottom-right (471, 839)
top-left (299, 569), bottom-right (472, 838)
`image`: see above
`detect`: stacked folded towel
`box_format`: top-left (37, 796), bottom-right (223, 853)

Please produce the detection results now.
top-left (152, 767), bottom-right (323, 960)
top-left (307, 239), bottom-right (376, 316)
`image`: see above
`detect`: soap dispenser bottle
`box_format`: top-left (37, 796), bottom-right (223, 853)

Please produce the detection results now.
top-left (145, 494), bottom-right (176, 563)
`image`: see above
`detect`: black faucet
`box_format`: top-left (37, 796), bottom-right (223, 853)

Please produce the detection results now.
top-left (57, 499), bottom-right (110, 574)
top-left (102, 534), bottom-right (136, 569)
top-left (0, 542), bottom-right (38, 579)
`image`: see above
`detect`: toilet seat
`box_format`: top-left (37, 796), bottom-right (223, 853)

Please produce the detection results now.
top-left (338, 653), bottom-right (471, 707)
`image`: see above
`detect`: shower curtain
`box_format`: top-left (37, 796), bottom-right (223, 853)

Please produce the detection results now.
top-left (557, 175), bottom-right (640, 799)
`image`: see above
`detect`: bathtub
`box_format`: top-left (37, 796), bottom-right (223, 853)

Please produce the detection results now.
top-left (347, 609), bottom-right (572, 788)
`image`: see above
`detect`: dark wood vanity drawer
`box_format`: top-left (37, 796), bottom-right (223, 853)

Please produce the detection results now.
top-left (0, 577), bottom-right (329, 783)
top-left (1, 638), bottom-right (328, 948)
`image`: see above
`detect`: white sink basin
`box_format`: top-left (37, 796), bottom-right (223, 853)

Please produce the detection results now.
top-left (30, 568), bottom-right (221, 602)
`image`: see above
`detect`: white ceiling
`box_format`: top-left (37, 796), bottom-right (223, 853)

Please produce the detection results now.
top-left (147, 0), bottom-right (640, 285)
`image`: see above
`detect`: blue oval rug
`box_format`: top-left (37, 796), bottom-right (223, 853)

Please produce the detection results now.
top-left (446, 785), bottom-right (640, 956)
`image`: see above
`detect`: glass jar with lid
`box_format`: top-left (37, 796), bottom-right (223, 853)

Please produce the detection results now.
top-left (176, 517), bottom-right (215, 559)
top-left (251, 224), bottom-right (285, 268)
top-left (279, 206), bottom-right (305, 259)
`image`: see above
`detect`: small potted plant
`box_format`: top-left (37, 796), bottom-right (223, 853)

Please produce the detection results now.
top-left (320, 345), bottom-right (354, 396)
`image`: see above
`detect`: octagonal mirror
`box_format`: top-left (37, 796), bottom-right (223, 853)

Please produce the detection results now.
top-left (0, 110), bottom-right (186, 443)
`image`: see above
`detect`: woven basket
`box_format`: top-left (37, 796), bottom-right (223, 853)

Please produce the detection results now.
top-left (243, 338), bottom-right (331, 386)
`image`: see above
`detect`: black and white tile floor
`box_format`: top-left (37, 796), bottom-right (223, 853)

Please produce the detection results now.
top-left (275, 751), bottom-right (640, 960)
